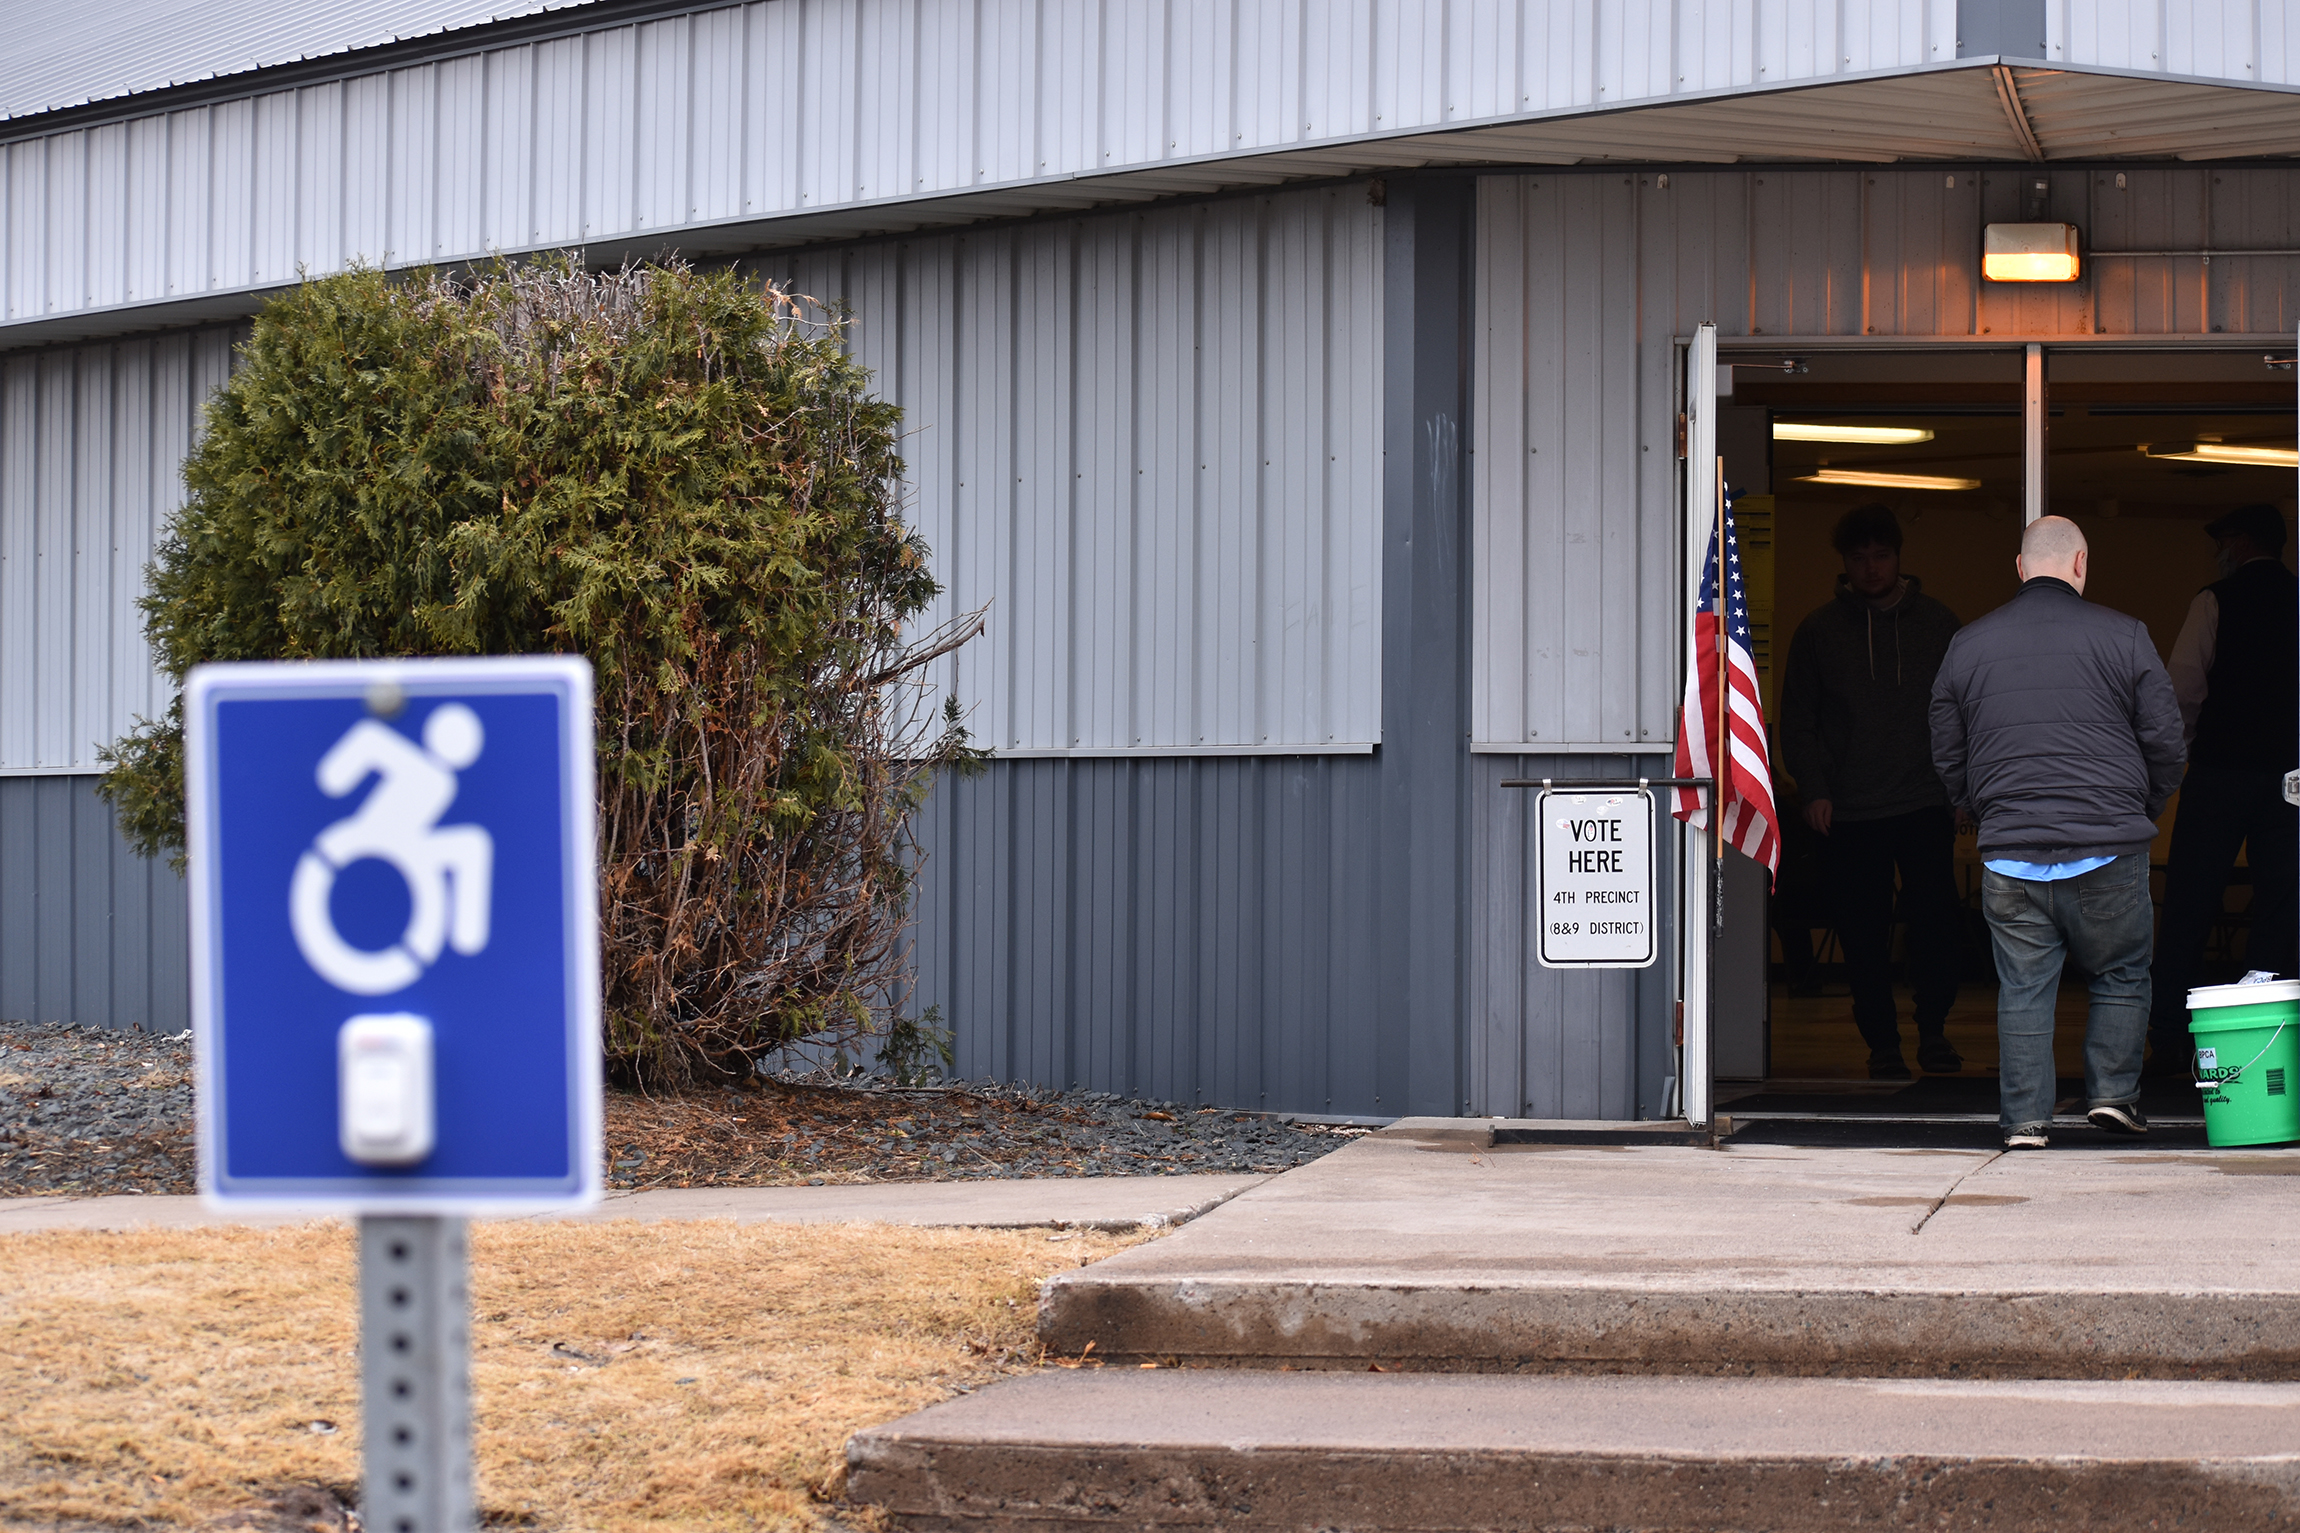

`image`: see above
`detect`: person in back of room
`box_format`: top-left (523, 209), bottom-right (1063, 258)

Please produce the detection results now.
top-left (1780, 503), bottom-right (1966, 1080)
top-left (1931, 517), bottom-right (2185, 1150)
top-left (2147, 504), bottom-right (2300, 1079)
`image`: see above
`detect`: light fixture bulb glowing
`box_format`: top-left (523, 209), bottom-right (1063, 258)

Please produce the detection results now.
top-left (1773, 423), bottom-right (1937, 445)
top-left (2142, 442), bottom-right (2300, 469)
top-left (1983, 223), bottom-right (2082, 282)
top-left (1983, 251), bottom-right (2081, 281)
top-left (1798, 468), bottom-right (1983, 492)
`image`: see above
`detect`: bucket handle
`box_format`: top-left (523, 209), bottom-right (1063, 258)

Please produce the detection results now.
top-left (2195, 1018), bottom-right (2291, 1090)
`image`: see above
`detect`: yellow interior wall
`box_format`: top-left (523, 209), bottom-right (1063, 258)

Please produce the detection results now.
top-left (1770, 498), bottom-right (2294, 873)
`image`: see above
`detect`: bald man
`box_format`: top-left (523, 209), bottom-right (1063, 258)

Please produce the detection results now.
top-left (1930, 517), bottom-right (2186, 1149)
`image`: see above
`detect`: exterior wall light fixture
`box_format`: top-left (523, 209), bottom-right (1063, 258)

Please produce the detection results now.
top-left (1983, 223), bottom-right (2081, 281)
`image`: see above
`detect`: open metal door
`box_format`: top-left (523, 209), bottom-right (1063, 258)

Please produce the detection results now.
top-left (1678, 324), bottom-right (1719, 1127)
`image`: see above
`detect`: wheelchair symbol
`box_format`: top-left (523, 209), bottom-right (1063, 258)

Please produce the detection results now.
top-left (289, 704), bottom-right (495, 995)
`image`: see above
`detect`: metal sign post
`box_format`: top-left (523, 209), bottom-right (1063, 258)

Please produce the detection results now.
top-left (186, 656), bottom-right (601, 1533)
top-left (362, 1217), bottom-right (474, 1532)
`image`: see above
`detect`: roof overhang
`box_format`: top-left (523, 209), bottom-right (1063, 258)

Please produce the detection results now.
top-left (7, 58), bottom-right (2300, 352)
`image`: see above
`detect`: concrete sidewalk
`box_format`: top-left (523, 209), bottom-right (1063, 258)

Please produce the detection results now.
top-left (1041, 1122), bottom-right (2300, 1377)
top-left (0, 1173), bottom-right (1260, 1234)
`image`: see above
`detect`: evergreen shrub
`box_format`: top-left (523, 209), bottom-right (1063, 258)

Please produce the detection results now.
top-left (100, 258), bottom-right (981, 1086)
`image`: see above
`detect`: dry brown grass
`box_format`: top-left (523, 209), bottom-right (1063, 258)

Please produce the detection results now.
top-left (0, 1220), bottom-right (1140, 1532)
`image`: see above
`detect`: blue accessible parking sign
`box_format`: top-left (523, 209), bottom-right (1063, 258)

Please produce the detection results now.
top-left (186, 657), bottom-right (601, 1212)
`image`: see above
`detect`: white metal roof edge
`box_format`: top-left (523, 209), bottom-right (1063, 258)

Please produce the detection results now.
top-left (7, 58), bottom-right (2300, 352)
top-left (3, 39), bottom-right (2016, 150)
top-left (0, 0), bottom-right (620, 131)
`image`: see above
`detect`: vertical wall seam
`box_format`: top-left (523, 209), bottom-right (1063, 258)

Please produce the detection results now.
top-left (1253, 194), bottom-right (1269, 742)
top-left (1190, 204), bottom-right (1205, 743)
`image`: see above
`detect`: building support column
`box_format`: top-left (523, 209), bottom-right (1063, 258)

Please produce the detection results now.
top-left (1376, 175), bottom-right (1475, 1119)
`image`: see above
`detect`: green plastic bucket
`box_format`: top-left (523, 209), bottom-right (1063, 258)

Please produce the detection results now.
top-left (2188, 980), bottom-right (2300, 1148)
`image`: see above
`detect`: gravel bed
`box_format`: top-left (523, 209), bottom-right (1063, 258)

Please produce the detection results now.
top-left (604, 1071), bottom-right (1368, 1190)
top-left (0, 1021), bottom-right (197, 1196)
top-left (0, 1019), bottom-right (1364, 1197)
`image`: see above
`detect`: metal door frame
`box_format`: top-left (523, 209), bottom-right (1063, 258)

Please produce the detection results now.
top-left (1674, 331), bottom-right (2290, 1125)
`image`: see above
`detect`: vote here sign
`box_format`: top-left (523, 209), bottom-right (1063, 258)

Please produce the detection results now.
top-left (1536, 788), bottom-right (1656, 969)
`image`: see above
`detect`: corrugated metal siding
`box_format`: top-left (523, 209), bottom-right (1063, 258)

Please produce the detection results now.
top-left (757, 187), bottom-right (1385, 754)
top-left (1465, 753), bottom-right (1676, 1120)
top-left (913, 750), bottom-right (1675, 1118)
top-left (0, 773), bottom-right (188, 1030)
top-left (1471, 163), bottom-right (2300, 750)
top-left (2052, 0), bottom-right (2294, 81)
top-left (1, 0), bottom-right (605, 124)
top-left (0, 0), bottom-right (1972, 332)
top-left (1472, 172), bottom-right (1678, 751)
top-left (0, 325), bottom-right (234, 773)
top-left (910, 754), bottom-right (1386, 1114)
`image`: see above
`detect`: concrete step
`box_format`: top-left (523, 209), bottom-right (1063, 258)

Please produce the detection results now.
top-left (1038, 1127), bottom-right (2300, 1378)
top-left (848, 1370), bottom-right (2300, 1532)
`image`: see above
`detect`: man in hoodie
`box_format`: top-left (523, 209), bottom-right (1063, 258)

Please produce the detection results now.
top-left (1781, 504), bottom-right (1966, 1079)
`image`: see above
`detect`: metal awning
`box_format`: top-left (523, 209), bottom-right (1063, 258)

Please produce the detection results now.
top-left (7, 57), bottom-right (2300, 350)
top-left (673, 62), bottom-right (2300, 257)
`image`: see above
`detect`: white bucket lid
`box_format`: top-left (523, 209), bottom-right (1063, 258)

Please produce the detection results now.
top-left (2189, 978), bottom-right (2300, 1009)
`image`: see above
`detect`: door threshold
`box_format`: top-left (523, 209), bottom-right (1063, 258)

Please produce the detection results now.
top-left (1720, 1112), bottom-right (2215, 1149)
top-left (1728, 1110), bottom-right (2206, 1127)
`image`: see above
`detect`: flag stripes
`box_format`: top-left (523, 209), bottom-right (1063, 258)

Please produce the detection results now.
top-left (1672, 488), bottom-right (1781, 882)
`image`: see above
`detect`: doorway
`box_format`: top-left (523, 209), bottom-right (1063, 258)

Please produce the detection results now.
top-left (1708, 344), bottom-right (2296, 1127)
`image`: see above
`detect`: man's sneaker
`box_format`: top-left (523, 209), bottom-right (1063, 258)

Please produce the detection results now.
top-left (1916, 1037), bottom-right (1964, 1074)
top-left (2088, 1103), bottom-right (2149, 1136)
top-left (1868, 1049), bottom-right (1913, 1081)
top-left (2003, 1127), bottom-right (2050, 1149)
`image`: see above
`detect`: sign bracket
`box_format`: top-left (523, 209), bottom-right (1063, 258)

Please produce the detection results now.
top-left (1501, 777), bottom-right (1713, 791)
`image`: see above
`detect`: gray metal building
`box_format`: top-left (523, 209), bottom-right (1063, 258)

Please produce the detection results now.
top-left (4, 0), bottom-right (2297, 1122)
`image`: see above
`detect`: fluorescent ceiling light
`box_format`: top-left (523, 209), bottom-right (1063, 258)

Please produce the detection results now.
top-left (1798, 468), bottom-right (1982, 492)
top-left (1984, 223), bottom-right (2081, 282)
top-left (2142, 442), bottom-right (2300, 469)
top-left (1773, 423), bottom-right (1936, 445)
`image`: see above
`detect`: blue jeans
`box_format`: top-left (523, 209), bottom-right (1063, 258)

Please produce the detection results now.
top-left (1982, 853), bottom-right (2153, 1133)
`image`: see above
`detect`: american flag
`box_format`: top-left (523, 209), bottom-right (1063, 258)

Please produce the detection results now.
top-left (1672, 489), bottom-right (1780, 882)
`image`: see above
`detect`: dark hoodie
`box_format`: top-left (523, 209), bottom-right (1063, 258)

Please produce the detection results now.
top-left (1780, 575), bottom-right (1962, 822)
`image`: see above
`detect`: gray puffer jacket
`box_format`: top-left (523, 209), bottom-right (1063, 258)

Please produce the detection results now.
top-left (1928, 577), bottom-right (2185, 862)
